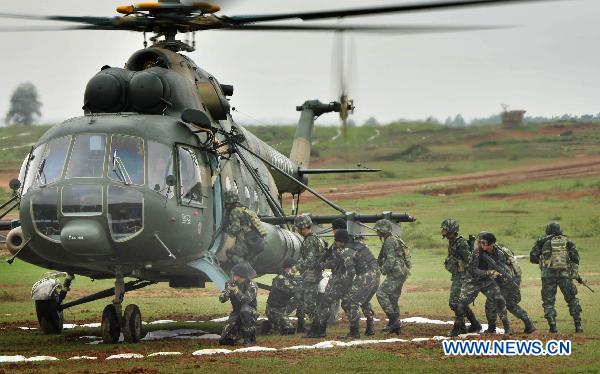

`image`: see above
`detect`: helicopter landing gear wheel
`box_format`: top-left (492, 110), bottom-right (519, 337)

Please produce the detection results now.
top-left (123, 304), bottom-right (143, 343)
top-left (35, 291), bottom-right (64, 334)
top-left (101, 304), bottom-right (121, 344)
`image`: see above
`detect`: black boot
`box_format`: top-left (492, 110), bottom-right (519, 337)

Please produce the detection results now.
top-left (484, 322), bottom-right (496, 334)
top-left (243, 330), bottom-right (256, 345)
top-left (574, 319), bottom-right (583, 333)
top-left (365, 317), bottom-right (375, 336)
top-left (547, 317), bottom-right (557, 333)
top-left (501, 317), bottom-right (512, 335)
top-left (219, 336), bottom-right (236, 346)
top-left (260, 320), bottom-right (272, 335)
top-left (296, 316), bottom-right (306, 333)
top-left (523, 318), bottom-right (536, 334)
top-left (385, 315), bottom-right (401, 335)
top-left (303, 321), bottom-right (320, 338)
top-left (465, 308), bottom-right (482, 333)
top-left (282, 325), bottom-right (296, 335)
top-left (318, 321), bottom-right (328, 338)
top-left (345, 321), bottom-right (360, 339)
top-left (449, 321), bottom-right (467, 337)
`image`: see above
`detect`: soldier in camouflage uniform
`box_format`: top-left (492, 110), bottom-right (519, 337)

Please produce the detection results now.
top-left (306, 229), bottom-right (356, 338)
top-left (374, 219), bottom-right (411, 335)
top-left (440, 219), bottom-right (482, 336)
top-left (218, 262), bottom-right (259, 345)
top-left (295, 214), bottom-right (324, 334)
top-left (456, 232), bottom-right (512, 335)
top-left (530, 222), bottom-right (582, 333)
top-left (264, 258), bottom-right (301, 335)
top-left (221, 190), bottom-right (267, 265)
top-left (480, 233), bottom-right (535, 334)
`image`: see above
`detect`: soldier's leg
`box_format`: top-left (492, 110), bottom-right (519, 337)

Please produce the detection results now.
top-left (558, 277), bottom-right (583, 332)
top-left (541, 277), bottom-right (558, 332)
top-left (452, 279), bottom-right (480, 336)
top-left (240, 305), bottom-right (257, 344)
top-left (484, 297), bottom-right (497, 333)
top-left (219, 311), bottom-right (241, 345)
top-left (361, 274), bottom-right (379, 336)
top-left (377, 276), bottom-right (404, 334)
top-left (302, 281), bottom-right (319, 321)
top-left (273, 306), bottom-right (295, 335)
top-left (482, 282), bottom-right (510, 334)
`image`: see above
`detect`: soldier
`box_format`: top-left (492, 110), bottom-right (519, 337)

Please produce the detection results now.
top-left (220, 190), bottom-right (267, 265)
top-left (479, 232), bottom-right (536, 334)
top-left (440, 218), bottom-right (482, 336)
top-left (344, 232), bottom-right (381, 338)
top-left (455, 232), bottom-right (512, 335)
top-left (306, 229), bottom-right (356, 338)
top-left (530, 222), bottom-right (583, 333)
top-left (218, 262), bottom-right (259, 345)
top-left (264, 258), bottom-right (301, 335)
top-left (374, 219), bottom-right (411, 335)
top-left (294, 214), bottom-right (325, 334)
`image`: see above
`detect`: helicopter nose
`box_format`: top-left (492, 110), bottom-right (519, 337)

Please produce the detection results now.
top-left (60, 219), bottom-right (112, 256)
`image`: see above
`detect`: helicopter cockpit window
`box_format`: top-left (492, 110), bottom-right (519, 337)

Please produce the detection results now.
top-left (22, 145), bottom-right (45, 195)
top-left (178, 146), bottom-right (203, 207)
top-left (108, 185), bottom-right (143, 241)
top-left (31, 136), bottom-right (71, 188)
top-left (31, 187), bottom-right (60, 242)
top-left (66, 134), bottom-right (106, 178)
top-left (62, 185), bottom-right (103, 215)
top-left (148, 141), bottom-right (174, 198)
top-left (109, 135), bottom-right (145, 186)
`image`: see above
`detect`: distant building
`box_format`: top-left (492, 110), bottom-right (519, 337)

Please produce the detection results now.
top-left (501, 110), bottom-right (526, 128)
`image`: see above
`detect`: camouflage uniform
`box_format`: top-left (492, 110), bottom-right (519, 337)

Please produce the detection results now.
top-left (223, 204), bottom-right (266, 265)
top-left (265, 267), bottom-right (301, 335)
top-left (375, 219), bottom-right (411, 334)
top-left (218, 263), bottom-right (259, 345)
top-left (530, 222), bottom-right (582, 332)
top-left (441, 218), bottom-right (481, 335)
top-left (483, 244), bottom-right (535, 333)
top-left (342, 240), bottom-right (380, 337)
top-left (295, 215), bottom-right (324, 323)
top-left (456, 241), bottom-right (511, 334)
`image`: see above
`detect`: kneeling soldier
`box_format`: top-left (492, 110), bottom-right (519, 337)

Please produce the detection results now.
top-left (219, 262), bottom-right (259, 345)
top-left (265, 258), bottom-right (301, 335)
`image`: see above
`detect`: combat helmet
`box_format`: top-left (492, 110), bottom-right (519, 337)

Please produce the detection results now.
top-left (546, 222), bottom-right (563, 236)
top-left (332, 218), bottom-right (346, 230)
top-left (231, 262), bottom-right (257, 279)
top-left (223, 190), bottom-right (239, 205)
top-left (441, 218), bottom-right (459, 234)
top-left (374, 219), bottom-right (393, 235)
top-left (334, 229), bottom-right (349, 243)
top-left (282, 258), bottom-right (297, 269)
top-left (294, 215), bottom-right (312, 229)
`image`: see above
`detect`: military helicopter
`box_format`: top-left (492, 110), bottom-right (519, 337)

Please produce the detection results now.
top-left (0, 0), bottom-right (542, 344)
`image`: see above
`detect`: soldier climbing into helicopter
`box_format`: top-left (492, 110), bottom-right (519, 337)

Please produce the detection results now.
top-left (219, 190), bottom-right (267, 266)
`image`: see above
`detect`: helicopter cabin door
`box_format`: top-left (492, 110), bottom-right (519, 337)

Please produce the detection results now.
top-left (176, 144), bottom-right (214, 254)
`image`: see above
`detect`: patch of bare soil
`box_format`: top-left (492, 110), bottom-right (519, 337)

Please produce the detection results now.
top-left (296, 156), bottom-right (600, 203)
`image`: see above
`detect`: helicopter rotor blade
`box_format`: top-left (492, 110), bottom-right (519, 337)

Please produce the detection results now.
top-left (219, 24), bottom-right (511, 33)
top-left (225, 0), bottom-right (559, 24)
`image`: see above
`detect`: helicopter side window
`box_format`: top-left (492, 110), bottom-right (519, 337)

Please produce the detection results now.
top-left (107, 185), bottom-right (143, 241)
top-left (66, 134), bottom-right (106, 178)
top-left (31, 187), bottom-right (60, 242)
top-left (148, 141), bottom-right (174, 199)
top-left (178, 146), bottom-right (203, 207)
top-left (21, 144), bottom-right (45, 195)
top-left (31, 136), bottom-right (71, 188)
top-left (109, 135), bottom-right (145, 186)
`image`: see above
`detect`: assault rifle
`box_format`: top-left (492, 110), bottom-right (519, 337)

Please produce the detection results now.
top-left (574, 276), bottom-right (595, 293)
top-left (479, 251), bottom-right (520, 288)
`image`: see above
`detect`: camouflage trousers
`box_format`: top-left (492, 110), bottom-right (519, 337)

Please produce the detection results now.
top-left (541, 276), bottom-right (582, 320)
top-left (457, 277), bottom-right (507, 320)
top-left (298, 280), bottom-right (319, 321)
top-left (266, 305), bottom-right (295, 333)
top-left (485, 278), bottom-right (530, 324)
top-left (342, 268), bottom-right (380, 322)
top-left (227, 243), bottom-right (251, 265)
top-left (220, 304), bottom-right (257, 341)
top-left (376, 274), bottom-right (407, 318)
top-left (449, 273), bottom-right (476, 322)
top-left (316, 279), bottom-right (352, 325)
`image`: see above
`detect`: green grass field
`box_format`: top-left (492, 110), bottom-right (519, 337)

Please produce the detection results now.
top-left (0, 122), bottom-right (599, 372)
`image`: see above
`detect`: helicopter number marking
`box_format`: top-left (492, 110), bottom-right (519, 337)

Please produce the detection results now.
top-left (68, 235), bottom-right (84, 240)
top-left (181, 214), bottom-right (192, 225)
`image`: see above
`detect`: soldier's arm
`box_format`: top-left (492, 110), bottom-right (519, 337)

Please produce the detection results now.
top-left (567, 240), bottom-right (580, 265)
top-left (343, 250), bottom-right (356, 279)
top-left (380, 239), bottom-right (397, 275)
top-left (303, 236), bottom-right (322, 269)
top-left (235, 282), bottom-right (258, 305)
top-left (399, 239), bottom-right (412, 269)
top-left (219, 290), bottom-right (230, 303)
top-left (530, 238), bottom-right (543, 264)
top-left (223, 208), bottom-right (242, 236)
top-left (456, 238), bottom-right (471, 264)
top-left (467, 249), bottom-right (486, 278)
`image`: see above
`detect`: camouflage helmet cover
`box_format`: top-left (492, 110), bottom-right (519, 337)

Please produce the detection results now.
top-left (546, 222), bottom-right (562, 236)
top-left (374, 219), bottom-right (392, 234)
top-left (231, 262), bottom-right (257, 279)
top-left (441, 218), bottom-right (459, 234)
top-left (294, 214), bottom-right (312, 229)
top-left (223, 190), bottom-right (239, 204)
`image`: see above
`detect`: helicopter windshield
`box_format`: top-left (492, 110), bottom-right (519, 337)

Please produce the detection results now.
top-left (62, 185), bottom-right (103, 215)
top-left (66, 134), bottom-right (106, 178)
top-left (21, 136), bottom-right (71, 194)
top-left (148, 140), bottom-right (174, 198)
top-left (108, 135), bottom-right (144, 186)
top-left (31, 187), bottom-right (60, 241)
top-left (107, 185), bottom-right (143, 241)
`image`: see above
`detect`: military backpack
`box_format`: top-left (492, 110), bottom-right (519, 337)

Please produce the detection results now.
top-left (541, 235), bottom-right (569, 270)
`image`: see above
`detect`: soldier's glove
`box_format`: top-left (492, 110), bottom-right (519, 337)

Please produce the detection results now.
top-left (486, 270), bottom-right (501, 279)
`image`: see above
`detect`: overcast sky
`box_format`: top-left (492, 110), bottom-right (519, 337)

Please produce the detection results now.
top-left (0, 0), bottom-right (598, 125)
